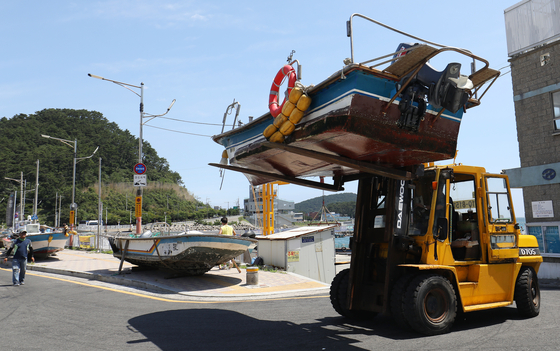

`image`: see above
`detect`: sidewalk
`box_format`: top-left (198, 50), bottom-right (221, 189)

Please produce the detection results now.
top-left (19, 250), bottom-right (332, 301)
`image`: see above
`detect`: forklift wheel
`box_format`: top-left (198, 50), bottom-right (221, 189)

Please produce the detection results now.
top-left (330, 268), bottom-right (377, 320)
top-left (390, 274), bottom-right (414, 330)
top-left (514, 266), bottom-right (540, 318)
top-left (404, 274), bottom-right (457, 335)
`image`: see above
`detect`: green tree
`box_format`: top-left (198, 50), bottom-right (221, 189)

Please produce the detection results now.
top-left (0, 109), bottom-right (195, 227)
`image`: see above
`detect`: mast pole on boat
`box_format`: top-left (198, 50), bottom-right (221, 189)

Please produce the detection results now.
top-left (97, 157), bottom-right (102, 251)
top-left (4, 172), bottom-right (24, 228)
top-left (34, 159), bottom-right (39, 222)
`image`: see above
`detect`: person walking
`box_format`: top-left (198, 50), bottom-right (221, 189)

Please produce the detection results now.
top-left (3, 230), bottom-right (34, 286)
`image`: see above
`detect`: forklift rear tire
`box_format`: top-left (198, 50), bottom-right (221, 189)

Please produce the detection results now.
top-left (404, 274), bottom-right (457, 335)
top-left (330, 268), bottom-right (377, 320)
top-left (514, 266), bottom-right (540, 318)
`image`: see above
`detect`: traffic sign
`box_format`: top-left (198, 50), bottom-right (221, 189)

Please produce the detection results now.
top-left (134, 163), bottom-right (147, 175)
top-left (135, 196), bottom-right (142, 217)
top-left (134, 174), bottom-right (147, 187)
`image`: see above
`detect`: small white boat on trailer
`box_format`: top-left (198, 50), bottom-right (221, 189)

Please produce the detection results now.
top-left (107, 223), bottom-right (256, 276)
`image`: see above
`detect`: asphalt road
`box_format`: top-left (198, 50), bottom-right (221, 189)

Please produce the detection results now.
top-left (1, 267), bottom-right (560, 351)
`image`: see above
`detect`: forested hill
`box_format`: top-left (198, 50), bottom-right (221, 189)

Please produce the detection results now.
top-left (0, 109), bottom-right (185, 225)
top-left (295, 192), bottom-right (357, 216)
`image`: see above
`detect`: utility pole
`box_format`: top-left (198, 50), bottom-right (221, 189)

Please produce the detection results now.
top-left (88, 73), bottom-right (175, 235)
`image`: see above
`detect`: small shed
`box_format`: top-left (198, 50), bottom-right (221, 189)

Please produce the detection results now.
top-left (256, 225), bottom-right (336, 283)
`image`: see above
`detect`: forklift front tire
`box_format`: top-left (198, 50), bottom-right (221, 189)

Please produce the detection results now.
top-left (515, 266), bottom-right (540, 318)
top-left (404, 274), bottom-right (457, 335)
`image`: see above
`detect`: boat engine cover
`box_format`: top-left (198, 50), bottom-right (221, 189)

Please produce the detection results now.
top-left (417, 62), bottom-right (469, 113)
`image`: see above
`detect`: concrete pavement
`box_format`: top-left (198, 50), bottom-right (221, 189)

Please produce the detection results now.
top-left (9, 249), bottom-right (559, 302)
top-left (5, 249), bottom-right (337, 301)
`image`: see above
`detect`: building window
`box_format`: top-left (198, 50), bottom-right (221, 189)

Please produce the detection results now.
top-left (554, 91), bottom-right (560, 131)
top-left (528, 224), bottom-right (560, 255)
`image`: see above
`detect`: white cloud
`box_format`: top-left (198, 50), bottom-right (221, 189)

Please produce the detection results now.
top-left (190, 13), bottom-right (207, 21)
top-left (66, 0), bottom-right (211, 25)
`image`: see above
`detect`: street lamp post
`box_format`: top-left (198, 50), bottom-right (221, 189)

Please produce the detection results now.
top-left (88, 73), bottom-right (175, 235)
top-left (41, 134), bottom-right (98, 231)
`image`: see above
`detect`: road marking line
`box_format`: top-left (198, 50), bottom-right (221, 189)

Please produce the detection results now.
top-left (0, 267), bottom-right (328, 303)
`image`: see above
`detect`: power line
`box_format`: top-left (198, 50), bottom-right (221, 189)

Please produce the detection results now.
top-left (144, 124), bottom-right (212, 137)
top-left (157, 115), bottom-right (223, 126)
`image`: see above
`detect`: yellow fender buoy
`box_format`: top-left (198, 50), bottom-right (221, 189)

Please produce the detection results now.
top-left (263, 82), bottom-right (312, 142)
top-left (281, 101), bottom-right (296, 116)
top-left (269, 131), bottom-right (285, 143)
top-left (289, 107), bottom-right (305, 124)
top-left (296, 94), bottom-right (312, 111)
top-left (279, 120), bottom-right (295, 135)
top-left (273, 114), bottom-right (288, 128)
top-left (288, 87), bottom-right (304, 104)
top-left (263, 124), bottom-right (278, 138)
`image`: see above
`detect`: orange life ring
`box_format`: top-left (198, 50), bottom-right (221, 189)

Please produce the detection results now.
top-left (268, 64), bottom-right (296, 117)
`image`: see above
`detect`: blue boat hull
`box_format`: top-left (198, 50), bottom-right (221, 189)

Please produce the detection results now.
top-left (28, 232), bottom-right (68, 257)
top-left (213, 66), bottom-right (466, 186)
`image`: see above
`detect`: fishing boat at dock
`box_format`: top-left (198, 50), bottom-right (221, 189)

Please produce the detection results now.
top-left (107, 223), bottom-right (256, 276)
top-left (210, 14), bottom-right (500, 191)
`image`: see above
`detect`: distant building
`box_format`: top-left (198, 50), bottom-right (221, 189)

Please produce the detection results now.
top-left (503, 0), bottom-right (560, 278)
top-left (243, 185), bottom-right (297, 227)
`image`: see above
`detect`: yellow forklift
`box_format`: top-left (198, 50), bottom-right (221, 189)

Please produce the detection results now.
top-left (330, 164), bottom-right (542, 335)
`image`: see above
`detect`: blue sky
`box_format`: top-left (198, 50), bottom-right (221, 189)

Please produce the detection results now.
top-left (0, 1), bottom-right (526, 215)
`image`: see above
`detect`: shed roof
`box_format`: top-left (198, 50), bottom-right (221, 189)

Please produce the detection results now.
top-left (255, 225), bottom-right (337, 241)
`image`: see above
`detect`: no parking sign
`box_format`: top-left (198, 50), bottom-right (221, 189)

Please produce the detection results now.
top-left (134, 163), bottom-right (147, 174)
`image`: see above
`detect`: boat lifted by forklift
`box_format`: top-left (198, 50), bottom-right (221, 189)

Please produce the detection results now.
top-left (209, 14), bottom-right (542, 335)
top-left (211, 14), bottom-right (500, 190)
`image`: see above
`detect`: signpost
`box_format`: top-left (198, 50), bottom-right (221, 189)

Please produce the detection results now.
top-left (133, 164), bottom-right (146, 225)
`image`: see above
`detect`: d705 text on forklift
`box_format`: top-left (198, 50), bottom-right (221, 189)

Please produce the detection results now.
top-left (330, 163), bottom-right (542, 335)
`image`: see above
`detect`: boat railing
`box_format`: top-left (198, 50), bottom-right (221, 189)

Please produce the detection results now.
top-left (127, 222), bottom-right (174, 238)
top-left (347, 13), bottom-right (449, 64)
top-left (345, 13), bottom-right (500, 105)
top-left (220, 100), bottom-right (241, 134)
